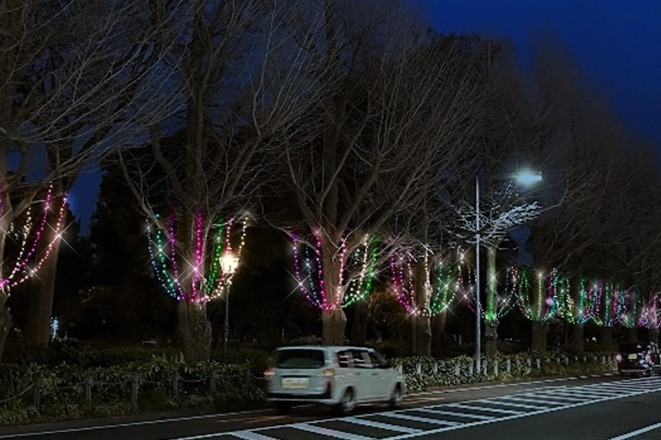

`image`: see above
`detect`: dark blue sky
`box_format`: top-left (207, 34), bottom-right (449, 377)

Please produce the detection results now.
top-left (69, 0), bottom-right (661, 233)
top-left (410, 0), bottom-right (661, 143)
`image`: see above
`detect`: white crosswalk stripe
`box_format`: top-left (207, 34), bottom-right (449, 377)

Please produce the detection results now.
top-left (343, 417), bottom-right (421, 434)
top-left (377, 412), bottom-right (460, 426)
top-left (230, 431), bottom-right (276, 440)
top-left (411, 407), bottom-right (494, 420)
top-left (445, 403), bottom-right (523, 415)
top-left (475, 399), bottom-right (541, 410)
top-left (294, 423), bottom-right (373, 440)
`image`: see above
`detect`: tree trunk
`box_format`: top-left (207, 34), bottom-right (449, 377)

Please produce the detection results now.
top-left (177, 302), bottom-right (212, 363)
top-left (410, 257), bottom-right (431, 356)
top-left (625, 327), bottom-right (638, 343)
top-left (531, 321), bottom-right (549, 353)
top-left (568, 323), bottom-right (584, 353)
top-left (349, 301), bottom-right (367, 346)
top-left (0, 294), bottom-right (12, 361)
top-left (322, 308), bottom-right (347, 345)
top-left (411, 315), bottom-right (431, 356)
top-left (484, 247), bottom-right (498, 356)
top-left (599, 326), bottom-right (614, 350)
top-left (649, 329), bottom-right (659, 345)
top-left (431, 311), bottom-right (449, 355)
top-left (485, 319), bottom-right (498, 356)
top-left (409, 316), bottom-right (417, 355)
top-left (0, 200), bottom-right (11, 361)
top-left (25, 203), bottom-right (65, 348)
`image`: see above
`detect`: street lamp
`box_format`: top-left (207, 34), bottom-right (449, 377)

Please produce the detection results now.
top-left (220, 250), bottom-right (239, 358)
top-left (474, 169), bottom-right (542, 372)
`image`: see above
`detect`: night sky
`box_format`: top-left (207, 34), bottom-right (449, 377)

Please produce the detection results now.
top-left (69, 0), bottom-right (661, 233)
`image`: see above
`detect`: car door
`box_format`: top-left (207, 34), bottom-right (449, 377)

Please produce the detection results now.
top-left (367, 350), bottom-right (393, 399)
top-left (349, 349), bottom-right (375, 401)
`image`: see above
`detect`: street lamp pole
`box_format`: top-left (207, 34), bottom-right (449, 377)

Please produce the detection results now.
top-left (220, 251), bottom-right (239, 360)
top-left (473, 168), bottom-right (542, 373)
top-left (475, 174), bottom-right (481, 373)
top-left (223, 283), bottom-right (231, 357)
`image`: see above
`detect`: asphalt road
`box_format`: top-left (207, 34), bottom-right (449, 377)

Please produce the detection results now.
top-left (2, 374), bottom-right (661, 440)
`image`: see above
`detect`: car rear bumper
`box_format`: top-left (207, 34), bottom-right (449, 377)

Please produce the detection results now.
top-left (267, 386), bottom-right (333, 403)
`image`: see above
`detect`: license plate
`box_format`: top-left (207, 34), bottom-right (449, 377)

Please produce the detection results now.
top-left (282, 377), bottom-right (309, 389)
top-left (628, 354), bottom-right (638, 360)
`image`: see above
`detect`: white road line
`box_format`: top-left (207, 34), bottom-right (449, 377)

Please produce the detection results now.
top-left (445, 403), bottom-right (522, 415)
top-left (231, 431), bottom-right (276, 440)
top-left (497, 396), bottom-right (565, 406)
top-left (294, 423), bottom-right (373, 440)
top-left (411, 408), bottom-right (493, 420)
top-left (591, 386), bottom-right (649, 394)
top-left (557, 390), bottom-right (617, 399)
top-left (530, 393), bottom-right (589, 402)
top-left (378, 413), bottom-right (459, 426)
top-left (607, 421), bottom-right (661, 440)
top-left (475, 399), bottom-right (541, 410)
top-left (343, 417), bottom-right (421, 434)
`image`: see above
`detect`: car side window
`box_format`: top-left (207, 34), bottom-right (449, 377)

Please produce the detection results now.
top-left (337, 350), bottom-right (354, 368)
top-left (350, 350), bottom-right (370, 368)
top-left (368, 352), bottom-right (384, 368)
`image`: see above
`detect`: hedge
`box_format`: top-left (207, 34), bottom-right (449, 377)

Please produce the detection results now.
top-left (0, 350), bottom-right (617, 425)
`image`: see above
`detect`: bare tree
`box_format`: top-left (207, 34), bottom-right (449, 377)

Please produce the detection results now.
top-left (281, 1), bottom-right (489, 345)
top-left (119, 0), bottom-right (329, 362)
top-left (522, 37), bottom-right (649, 352)
top-left (0, 0), bottom-right (184, 357)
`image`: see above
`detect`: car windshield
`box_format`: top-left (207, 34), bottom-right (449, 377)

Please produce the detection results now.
top-left (275, 349), bottom-right (326, 369)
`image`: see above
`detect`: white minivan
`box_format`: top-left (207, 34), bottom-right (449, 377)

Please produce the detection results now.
top-left (264, 345), bottom-right (405, 414)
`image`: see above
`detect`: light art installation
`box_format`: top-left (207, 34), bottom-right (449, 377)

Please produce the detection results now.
top-left (0, 184), bottom-right (67, 293)
top-left (591, 282), bottom-right (627, 327)
top-left (619, 287), bottom-right (642, 329)
top-left (146, 211), bottom-right (248, 304)
top-left (483, 248), bottom-right (518, 322)
top-left (292, 231), bottom-right (378, 311)
top-left (516, 268), bottom-right (563, 322)
top-left (389, 248), bottom-right (476, 317)
top-left (638, 293), bottom-right (661, 330)
top-left (559, 277), bottom-right (602, 325)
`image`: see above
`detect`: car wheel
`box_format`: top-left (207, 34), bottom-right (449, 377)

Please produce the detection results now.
top-left (336, 388), bottom-right (355, 415)
top-left (275, 402), bottom-right (292, 414)
top-left (388, 384), bottom-right (403, 409)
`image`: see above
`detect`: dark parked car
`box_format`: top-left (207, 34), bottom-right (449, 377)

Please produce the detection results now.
top-left (615, 342), bottom-right (661, 376)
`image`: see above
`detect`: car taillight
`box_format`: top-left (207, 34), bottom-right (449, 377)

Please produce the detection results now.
top-left (322, 368), bottom-right (335, 378)
top-left (264, 368), bottom-right (275, 378)
top-left (615, 354), bottom-right (622, 362)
